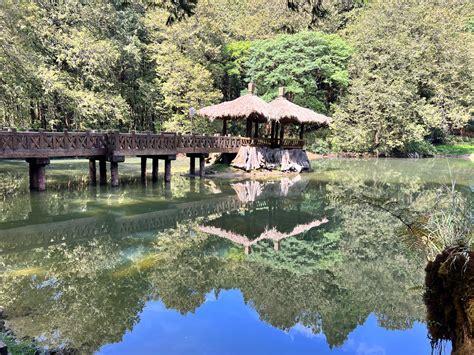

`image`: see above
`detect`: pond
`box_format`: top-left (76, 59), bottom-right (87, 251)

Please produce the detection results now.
top-left (0, 157), bottom-right (472, 354)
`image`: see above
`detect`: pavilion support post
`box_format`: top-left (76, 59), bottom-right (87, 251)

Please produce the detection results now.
top-left (246, 119), bottom-right (252, 137)
top-left (89, 159), bottom-right (97, 186)
top-left (254, 121), bottom-right (259, 138)
top-left (110, 162), bottom-right (119, 187)
top-left (244, 246), bottom-right (251, 255)
top-left (274, 240), bottom-right (281, 252)
top-left (141, 157), bottom-right (147, 183)
top-left (279, 124), bottom-right (285, 145)
top-left (199, 155), bottom-right (205, 178)
top-left (222, 119), bottom-right (227, 136)
top-left (271, 121), bottom-right (276, 140)
top-left (189, 156), bottom-right (196, 176)
top-left (99, 158), bottom-right (107, 185)
top-left (275, 123), bottom-right (280, 145)
top-left (164, 158), bottom-right (171, 183)
top-left (152, 158), bottom-right (159, 182)
top-left (299, 123), bottom-right (304, 140)
top-left (27, 158), bottom-right (50, 192)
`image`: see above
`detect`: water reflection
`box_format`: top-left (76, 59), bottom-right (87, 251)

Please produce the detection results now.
top-left (1, 159), bottom-right (468, 353)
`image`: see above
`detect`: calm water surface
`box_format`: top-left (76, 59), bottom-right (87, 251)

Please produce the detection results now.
top-left (0, 158), bottom-right (472, 354)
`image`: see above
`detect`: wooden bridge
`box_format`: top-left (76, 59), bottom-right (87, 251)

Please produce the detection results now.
top-left (0, 128), bottom-right (304, 191)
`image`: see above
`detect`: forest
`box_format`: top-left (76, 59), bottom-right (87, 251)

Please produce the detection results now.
top-left (0, 0), bottom-right (472, 155)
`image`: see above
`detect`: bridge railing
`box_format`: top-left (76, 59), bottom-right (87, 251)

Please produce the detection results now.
top-left (1, 129), bottom-right (305, 159)
top-left (0, 129), bottom-right (108, 158)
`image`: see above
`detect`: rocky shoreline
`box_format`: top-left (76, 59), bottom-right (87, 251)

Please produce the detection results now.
top-left (0, 307), bottom-right (78, 355)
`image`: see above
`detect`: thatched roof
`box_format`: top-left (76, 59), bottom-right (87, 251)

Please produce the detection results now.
top-left (198, 83), bottom-right (272, 123)
top-left (269, 88), bottom-right (332, 125)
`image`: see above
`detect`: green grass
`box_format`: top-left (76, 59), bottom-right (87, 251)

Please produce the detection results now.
top-left (434, 140), bottom-right (474, 155)
top-left (0, 334), bottom-right (39, 355)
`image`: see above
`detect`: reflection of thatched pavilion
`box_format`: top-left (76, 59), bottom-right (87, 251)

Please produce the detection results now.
top-left (231, 176), bottom-right (307, 203)
top-left (199, 217), bottom-right (328, 254)
top-left (199, 193), bottom-right (328, 254)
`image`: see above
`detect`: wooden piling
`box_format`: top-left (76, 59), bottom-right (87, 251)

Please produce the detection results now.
top-left (99, 158), bottom-right (107, 185)
top-left (190, 156), bottom-right (196, 176)
top-left (26, 158), bottom-right (50, 191)
top-left (141, 157), bottom-right (147, 183)
top-left (89, 159), bottom-right (97, 185)
top-left (199, 155), bottom-right (205, 178)
top-left (152, 157), bottom-right (159, 182)
top-left (111, 161), bottom-right (119, 187)
top-left (164, 159), bottom-right (171, 183)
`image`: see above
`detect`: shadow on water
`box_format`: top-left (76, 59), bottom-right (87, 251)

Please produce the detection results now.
top-left (0, 158), bottom-right (471, 353)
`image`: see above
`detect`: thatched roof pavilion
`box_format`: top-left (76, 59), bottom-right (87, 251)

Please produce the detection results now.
top-left (269, 87), bottom-right (332, 139)
top-left (199, 82), bottom-right (272, 137)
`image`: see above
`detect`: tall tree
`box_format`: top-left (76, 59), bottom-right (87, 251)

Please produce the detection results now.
top-left (246, 31), bottom-right (352, 113)
top-left (331, 0), bottom-right (473, 155)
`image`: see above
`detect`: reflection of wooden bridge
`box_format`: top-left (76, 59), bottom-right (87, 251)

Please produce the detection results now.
top-left (0, 195), bottom-right (246, 253)
top-left (0, 129), bottom-right (304, 191)
top-left (0, 194), bottom-right (296, 253)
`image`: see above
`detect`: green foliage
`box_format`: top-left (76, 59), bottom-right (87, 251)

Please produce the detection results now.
top-left (246, 31), bottom-right (352, 113)
top-left (222, 41), bottom-right (252, 99)
top-left (150, 38), bottom-right (221, 133)
top-left (331, 0), bottom-right (474, 155)
top-left (306, 128), bottom-right (332, 154)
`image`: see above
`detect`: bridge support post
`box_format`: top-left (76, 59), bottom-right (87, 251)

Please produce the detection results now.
top-left (141, 157), bottom-right (147, 183)
top-left (152, 158), bottom-right (159, 182)
top-left (109, 156), bottom-right (124, 188)
top-left (199, 155), bottom-right (206, 178)
top-left (26, 158), bottom-right (50, 192)
top-left (89, 159), bottom-right (97, 185)
top-left (164, 158), bottom-right (171, 183)
top-left (99, 158), bottom-right (107, 185)
top-left (189, 156), bottom-right (196, 176)
top-left (111, 162), bottom-right (119, 187)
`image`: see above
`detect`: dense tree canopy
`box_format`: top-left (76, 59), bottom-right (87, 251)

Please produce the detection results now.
top-left (331, 0), bottom-right (473, 154)
top-left (246, 31), bottom-right (352, 113)
top-left (0, 0), bottom-right (472, 153)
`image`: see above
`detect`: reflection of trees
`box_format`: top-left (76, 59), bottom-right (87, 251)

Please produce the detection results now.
top-left (1, 173), bottom-right (452, 352)
top-left (0, 236), bottom-right (154, 352)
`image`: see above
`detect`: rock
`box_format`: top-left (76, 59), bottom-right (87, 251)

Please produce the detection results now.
top-left (0, 341), bottom-right (7, 355)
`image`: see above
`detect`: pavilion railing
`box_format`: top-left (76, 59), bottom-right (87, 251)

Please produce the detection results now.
top-left (240, 137), bottom-right (304, 149)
